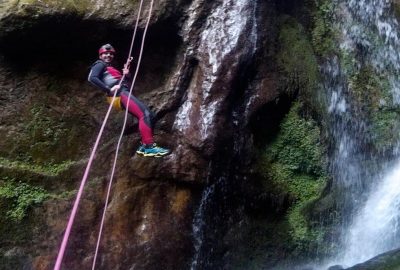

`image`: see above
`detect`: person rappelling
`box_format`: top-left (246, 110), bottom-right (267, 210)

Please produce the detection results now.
top-left (88, 44), bottom-right (170, 157)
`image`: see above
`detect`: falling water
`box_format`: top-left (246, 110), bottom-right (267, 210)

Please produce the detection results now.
top-left (340, 163), bottom-right (400, 266)
top-left (321, 0), bottom-right (400, 267)
top-left (185, 0), bottom-right (258, 268)
top-left (190, 181), bottom-right (217, 270)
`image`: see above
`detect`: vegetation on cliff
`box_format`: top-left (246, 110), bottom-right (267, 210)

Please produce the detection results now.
top-left (225, 11), bottom-right (331, 268)
top-left (310, 0), bottom-right (336, 57)
top-left (277, 16), bottom-right (319, 106)
top-left (260, 102), bottom-right (328, 254)
top-left (0, 177), bottom-right (49, 222)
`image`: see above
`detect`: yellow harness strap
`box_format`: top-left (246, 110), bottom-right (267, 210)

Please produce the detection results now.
top-left (106, 96), bottom-right (123, 111)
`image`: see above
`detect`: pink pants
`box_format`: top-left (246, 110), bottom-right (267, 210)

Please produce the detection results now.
top-left (120, 91), bottom-right (154, 145)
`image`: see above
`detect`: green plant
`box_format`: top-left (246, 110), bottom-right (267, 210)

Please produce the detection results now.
top-left (278, 16), bottom-right (319, 96)
top-left (0, 179), bottom-right (50, 222)
top-left (264, 103), bottom-right (326, 179)
top-left (343, 59), bottom-right (400, 151)
top-left (0, 157), bottom-right (73, 176)
top-left (7, 102), bottom-right (89, 164)
top-left (311, 0), bottom-right (337, 57)
top-left (259, 102), bottom-right (328, 255)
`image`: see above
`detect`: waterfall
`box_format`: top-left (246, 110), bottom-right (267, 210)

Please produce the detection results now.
top-left (184, 0), bottom-right (259, 267)
top-left (340, 163), bottom-right (400, 266)
top-left (321, 0), bottom-right (400, 268)
top-left (190, 180), bottom-right (217, 270)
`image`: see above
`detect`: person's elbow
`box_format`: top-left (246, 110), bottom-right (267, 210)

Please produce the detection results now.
top-left (88, 72), bottom-right (94, 83)
top-left (88, 75), bottom-right (100, 87)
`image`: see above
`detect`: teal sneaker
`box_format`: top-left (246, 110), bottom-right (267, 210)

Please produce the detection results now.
top-left (136, 143), bottom-right (170, 157)
top-left (136, 144), bottom-right (146, 155)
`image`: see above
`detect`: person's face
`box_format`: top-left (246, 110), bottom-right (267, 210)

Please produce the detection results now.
top-left (100, 52), bottom-right (114, 63)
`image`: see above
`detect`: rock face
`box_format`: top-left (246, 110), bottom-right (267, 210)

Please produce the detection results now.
top-left (0, 0), bottom-right (282, 269)
top-left (344, 248), bottom-right (400, 270)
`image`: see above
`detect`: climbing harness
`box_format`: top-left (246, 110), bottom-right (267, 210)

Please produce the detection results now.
top-left (53, 0), bottom-right (154, 269)
top-left (106, 96), bottom-right (123, 111)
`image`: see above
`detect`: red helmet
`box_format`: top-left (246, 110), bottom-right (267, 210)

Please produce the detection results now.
top-left (98, 44), bottom-right (116, 55)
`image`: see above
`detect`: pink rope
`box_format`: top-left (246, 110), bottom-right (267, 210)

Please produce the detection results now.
top-left (54, 90), bottom-right (117, 270)
top-left (90, 0), bottom-right (153, 269)
top-left (53, 1), bottom-right (154, 267)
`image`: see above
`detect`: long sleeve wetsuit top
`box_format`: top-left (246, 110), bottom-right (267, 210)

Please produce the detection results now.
top-left (88, 60), bottom-right (125, 96)
top-left (88, 60), bottom-right (154, 145)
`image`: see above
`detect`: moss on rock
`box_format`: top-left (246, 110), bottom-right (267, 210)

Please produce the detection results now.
top-left (310, 0), bottom-right (337, 57)
top-left (0, 178), bottom-right (50, 222)
top-left (4, 108), bottom-right (82, 164)
top-left (262, 102), bottom-right (326, 182)
top-left (349, 65), bottom-right (387, 110)
top-left (370, 108), bottom-right (400, 151)
top-left (0, 0), bottom-right (131, 16)
top-left (341, 52), bottom-right (400, 152)
top-left (0, 0), bottom-right (142, 31)
top-left (277, 16), bottom-right (319, 102)
top-left (0, 157), bottom-right (73, 177)
top-left (259, 102), bottom-right (328, 255)
top-left (225, 100), bottom-right (330, 269)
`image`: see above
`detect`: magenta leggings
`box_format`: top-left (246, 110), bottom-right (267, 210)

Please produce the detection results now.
top-left (120, 91), bottom-right (154, 145)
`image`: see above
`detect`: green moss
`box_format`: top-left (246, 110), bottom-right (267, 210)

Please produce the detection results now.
top-left (25, 105), bottom-right (69, 157)
top-left (335, 39), bottom-right (400, 152)
top-left (226, 101), bottom-right (329, 268)
top-left (266, 163), bottom-right (326, 202)
top-left (8, 0), bottom-right (141, 16)
top-left (278, 16), bottom-right (319, 97)
top-left (370, 109), bottom-right (400, 150)
top-left (0, 178), bottom-right (49, 222)
top-left (0, 179), bottom-right (48, 268)
top-left (340, 49), bottom-right (356, 75)
top-left (311, 0), bottom-right (337, 57)
top-left (344, 60), bottom-right (400, 151)
top-left (263, 103), bottom-right (326, 180)
top-left (287, 200), bottom-right (328, 255)
top-left (259, 102), bottom-right (328, 254)
top-left (0, 0), bottom-right (18, 11)
top-left (349, 65), bottom-right (391, 109)
top-left (59, 0), bottom-right (90, 13)
top-left (13, 0), bottom-right (91, 14)
top-left (0, 157), bottom-right (73, 176)
top-left (3, 103), bottom-right (90, 165)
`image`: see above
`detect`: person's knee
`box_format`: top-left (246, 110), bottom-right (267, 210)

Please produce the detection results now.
top-left (144, 109), bottom-right (155, 128)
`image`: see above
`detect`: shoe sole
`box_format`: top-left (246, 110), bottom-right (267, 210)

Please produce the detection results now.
top-left (136, 151), bottom-right (170, 157)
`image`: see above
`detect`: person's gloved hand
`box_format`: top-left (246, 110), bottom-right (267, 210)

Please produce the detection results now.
top-left (122, 67), bottom-right (130, 75)
top-left (110, 85), bottom-right (120, 94)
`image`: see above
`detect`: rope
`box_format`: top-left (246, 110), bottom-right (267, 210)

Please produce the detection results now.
top-left (54, 1), bottom-right (153, 268)
top-left (54, 90), bottom-right (117, 270)
top-left (91, 0), bottom-right (153, 268)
